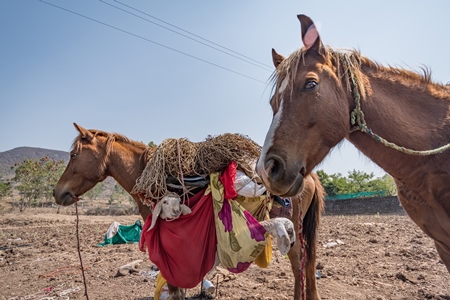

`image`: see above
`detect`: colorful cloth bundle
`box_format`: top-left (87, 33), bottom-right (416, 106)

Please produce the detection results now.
top-left (140, 162), bottom-right (273, 289)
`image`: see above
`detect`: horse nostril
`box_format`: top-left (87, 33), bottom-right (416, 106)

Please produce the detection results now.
top-left (265, 155), bottom-right (285, 181)
top-left (300, 166), bottom-right (306, 177)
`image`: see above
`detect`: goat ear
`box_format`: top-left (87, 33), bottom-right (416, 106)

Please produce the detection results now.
top-left (276, 226), bottom-right (291, 255)
top-left (284, 220), bottom-right (296, 245)
top-left (180, 204), bottom-right (192, 215)
top-left (148, 201), bottom-right (162, 230)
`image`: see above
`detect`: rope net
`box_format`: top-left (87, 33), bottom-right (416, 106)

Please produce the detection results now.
top-left (132, 133), bottom-right (261, 205)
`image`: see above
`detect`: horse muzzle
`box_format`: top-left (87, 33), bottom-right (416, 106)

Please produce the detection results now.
top-left (53, 190), bottom-right (79, 206)
top-left (256, 154), bottom-right (305, 197)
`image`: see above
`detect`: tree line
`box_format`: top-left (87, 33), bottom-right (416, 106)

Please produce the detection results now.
top-left (0, 156), bottom-right (132, 212)
top-left (316, 169), bottom-right (396, 198)
top-left (0, 156), bottom-right (396, 212)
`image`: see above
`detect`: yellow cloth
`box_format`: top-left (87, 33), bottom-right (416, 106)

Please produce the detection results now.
top-left (234, 195), bottom-right (273, 268)
top-left (210, 173), bottom-right (272, 272)
top-left (254, 237), bottom-right (272, 268)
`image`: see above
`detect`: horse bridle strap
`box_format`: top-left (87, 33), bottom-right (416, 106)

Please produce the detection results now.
top-left (349, 73), bottom-right (450, 156)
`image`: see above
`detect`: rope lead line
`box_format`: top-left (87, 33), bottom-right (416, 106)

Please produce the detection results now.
top-left (75, 201), bottom-right (89, 300)
top-left (349, 74), bottom-right (450, 156)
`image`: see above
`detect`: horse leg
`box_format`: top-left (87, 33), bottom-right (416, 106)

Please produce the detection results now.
top-left (305, 253), bottom-right (319, 300)
top-left (287, 240), bottom-right (319, 300)
top-left (289, 190), bottom-right (321, 300)
top-left (287, 217), bottom-right (320, 300)
top-left (167, 283), bottom-right (185, 300)
top-left (302, 187), bottom-right (322, 300)
top-left (396, 184), bottom-right (450, 274)
top-left (435, 241), bottom-right (450, 273)
top-left (287, 236), bottom-right (305, 300)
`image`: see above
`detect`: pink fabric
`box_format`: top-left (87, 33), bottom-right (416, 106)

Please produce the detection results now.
top-left (139, 189), bottom-right (217, 288)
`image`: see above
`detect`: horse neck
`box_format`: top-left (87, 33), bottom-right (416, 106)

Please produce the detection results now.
top-left (106, 141), bottom-right (147, 194)
top-left (106, 141), bottom-right (152, 219)
top-left (346, 68), bottom-right (450, 179)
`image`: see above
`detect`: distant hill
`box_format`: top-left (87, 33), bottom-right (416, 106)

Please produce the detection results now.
top-left (0, 147), bottom-right (119, 201)
top-left (0, 147), bottom-right (69, 179)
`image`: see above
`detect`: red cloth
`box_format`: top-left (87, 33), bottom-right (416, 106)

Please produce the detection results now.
top-left (220, 161), bottom-right (237, 199)
top-left (139, 189), bottom-right (217, 288)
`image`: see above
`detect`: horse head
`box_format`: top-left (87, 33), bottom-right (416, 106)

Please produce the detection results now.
top-left (53, 123), bottom-right (110, 206)
top-left (256, 14), bottom-right (351, 197)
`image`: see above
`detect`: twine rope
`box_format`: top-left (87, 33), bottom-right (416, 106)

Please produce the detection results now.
top-left (298, 200), bottom-right (306, 300)
top-left (75, 200), bottom-right (89, 300)
top-left (349, 74), bottom-right (450, 155)
top-left (176, 139), bottom-right (189, 204)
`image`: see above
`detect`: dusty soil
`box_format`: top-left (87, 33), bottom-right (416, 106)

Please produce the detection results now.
top-left (1, 209), bottom-right (449, 300)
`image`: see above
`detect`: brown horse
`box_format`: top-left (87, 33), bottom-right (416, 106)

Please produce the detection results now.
top-left (256, 13), bottom-right (450, 278)
top-left (53, 123), bottom-right (324, 300)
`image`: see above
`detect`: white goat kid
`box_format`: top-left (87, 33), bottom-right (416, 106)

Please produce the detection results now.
top-left (260, 217), bottom-right (296, 255)
top-left (149, 192), bottom-right (192, 230)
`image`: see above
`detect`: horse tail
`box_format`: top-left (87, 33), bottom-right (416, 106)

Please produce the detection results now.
top-left (303, 173), bottom-right (326, 262)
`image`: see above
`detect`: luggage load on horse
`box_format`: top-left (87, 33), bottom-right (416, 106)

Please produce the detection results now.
top-left (132, 133), bottom-right (294, 290)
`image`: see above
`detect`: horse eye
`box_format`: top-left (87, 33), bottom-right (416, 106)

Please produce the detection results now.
top-left (304, 80), bottom-right (317, 90)
top-left (70, 153), bottom-right (78, 159)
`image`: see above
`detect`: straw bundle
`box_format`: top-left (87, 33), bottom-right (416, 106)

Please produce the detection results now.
top-left (132, 133), bottom-right (261, 203)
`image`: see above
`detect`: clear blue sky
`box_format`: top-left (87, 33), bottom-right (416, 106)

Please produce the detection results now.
top-left (1, 0), bottom-right (449, 178)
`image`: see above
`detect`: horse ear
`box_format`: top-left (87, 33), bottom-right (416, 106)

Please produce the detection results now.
top-left (73, 123), bottom-right (94, 142)
top-left (297, 14), bottom-right (323, 52)
top-left (271, 48), bottom-right (285, 68)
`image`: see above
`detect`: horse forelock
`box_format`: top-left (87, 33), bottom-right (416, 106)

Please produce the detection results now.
top-left (270, 48), bottom-right (306, 109)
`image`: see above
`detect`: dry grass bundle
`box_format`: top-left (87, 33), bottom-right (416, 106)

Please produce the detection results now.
top-left (132, 133), bottom-right (261, 203)
top-left (195, 133), bottom-right (261, 175)
top-left (156, 138), bottom-right (199, 176)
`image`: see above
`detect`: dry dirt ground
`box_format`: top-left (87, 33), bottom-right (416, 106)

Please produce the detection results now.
top-left (1, 208), bottom-right (449, 300)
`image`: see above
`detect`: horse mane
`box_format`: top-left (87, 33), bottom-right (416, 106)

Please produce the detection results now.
top-left (71, 129), bottom-right (147, 153)
top-left (271, 46), bottom-right (449, 105)
top-left (72, 129), bottom-right (147, 150)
